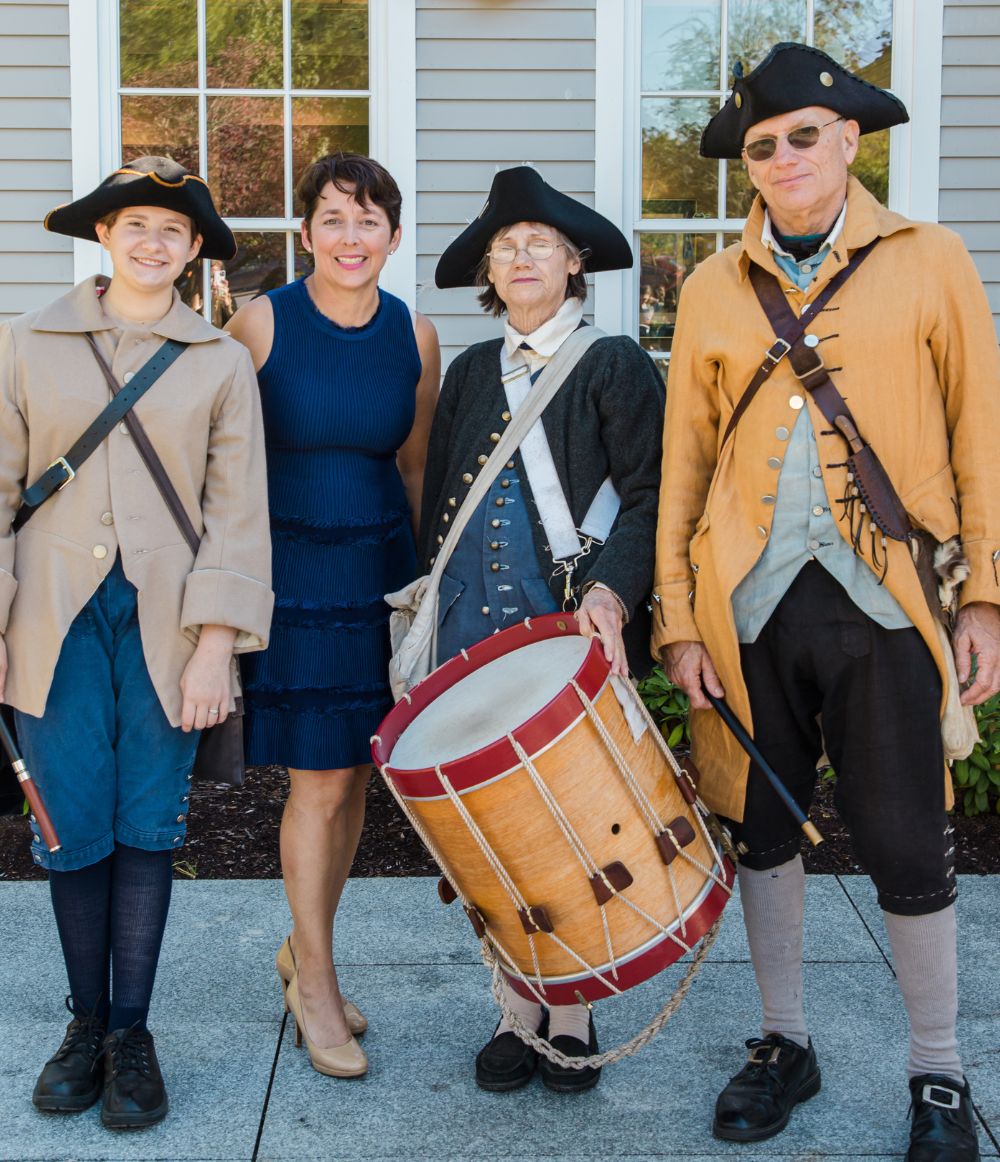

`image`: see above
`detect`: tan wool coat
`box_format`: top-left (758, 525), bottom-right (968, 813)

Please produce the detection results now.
top-left (0, 276), bottom-right (274, 727)
top-left (653, 177), bottom-right (1000, 822)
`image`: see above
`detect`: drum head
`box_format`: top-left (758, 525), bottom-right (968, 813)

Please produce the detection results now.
top-left (390, 636), bottom-right (590, 771)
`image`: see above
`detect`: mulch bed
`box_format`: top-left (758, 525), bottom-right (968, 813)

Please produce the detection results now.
top-left (1, 764), bottom-right (997, 881)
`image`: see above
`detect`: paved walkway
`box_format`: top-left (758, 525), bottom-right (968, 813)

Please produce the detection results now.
top-left (0, 874), bottom-right (996, 1162)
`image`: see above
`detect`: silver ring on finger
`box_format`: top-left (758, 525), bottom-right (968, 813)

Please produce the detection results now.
top-left (207, 707), bottom-right (219, 716)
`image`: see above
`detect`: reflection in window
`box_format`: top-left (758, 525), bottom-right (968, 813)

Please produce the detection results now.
top-left (118, 2), bottom-right (371, 318)
top-left (636, 0), bottom-right (895, 350)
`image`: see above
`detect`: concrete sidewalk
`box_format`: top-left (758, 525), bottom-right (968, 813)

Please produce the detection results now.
top-left (0, 874), bottom-right (996, 1162)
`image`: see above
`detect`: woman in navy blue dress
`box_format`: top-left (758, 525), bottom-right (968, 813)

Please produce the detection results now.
top-left (228, 154), bottom-right (439, 1078)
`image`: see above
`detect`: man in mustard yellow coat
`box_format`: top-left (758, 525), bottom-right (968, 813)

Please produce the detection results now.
top-left (653, 43), bottom-right (999, 1161)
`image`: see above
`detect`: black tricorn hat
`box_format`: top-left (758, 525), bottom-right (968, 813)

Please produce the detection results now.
top-left (701, 42), bottom-right (908, 160)
top-left (45, 156), bottom-right (236, 260)
top-left (435, 165), bottom-right (633, 289)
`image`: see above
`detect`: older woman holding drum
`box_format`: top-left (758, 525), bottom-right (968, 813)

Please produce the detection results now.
top-left (420, 166), bottom-right (664, 1092)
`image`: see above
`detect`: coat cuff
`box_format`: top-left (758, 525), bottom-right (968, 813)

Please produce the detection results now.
top-left (650, 581), bottom-right (701, 656)
top-left (957, 539), bottom-right (1000, 609)
top-left (0, 567), bottom-right (16, 633)
top-left (180, 569), bottom-right (273, 652)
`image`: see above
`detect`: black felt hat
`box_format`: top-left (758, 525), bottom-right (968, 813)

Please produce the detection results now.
top-left (435, 165), bottom-right (633, 289)
top-left (45, 156), bottom-right (236, 260)
top-left (701, 42), bottom-right (908, 160)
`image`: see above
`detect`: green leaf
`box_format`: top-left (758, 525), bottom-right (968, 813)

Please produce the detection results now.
top-left (667, 723), bottom-right (684, 748)
top-left (988, 768), bottom-right (1000, 788)
top-left (975, 788), bottom-right (989, 812)
top-left (953, 760), bottom-right (970, 787)
top-left (969, 748), bottom-right (990, 772)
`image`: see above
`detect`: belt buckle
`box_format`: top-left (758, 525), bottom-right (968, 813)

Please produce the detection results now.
top-left (794, 350), bottom-right (825, 381)
top-left (765, 338), bottom-right (791, 365)
top-left (921, 1084), bottom-right (961, 1110)
top-left (48, 456), bottom-right (76, 491)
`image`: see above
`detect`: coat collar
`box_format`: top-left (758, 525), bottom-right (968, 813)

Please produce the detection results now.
top-left (30, 275), bottom-right (221, 344)
top-left (737, 175), bottom-right (915, 282)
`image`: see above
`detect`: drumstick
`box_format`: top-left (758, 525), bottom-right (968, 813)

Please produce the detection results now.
top-left (703, 689), bottom-right (823, 847)
top-left (0, 712), bottom-right (61, 853)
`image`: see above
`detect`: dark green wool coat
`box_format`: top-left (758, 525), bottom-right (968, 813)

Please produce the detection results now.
top-left (418, 332), bottom-right (665, 674)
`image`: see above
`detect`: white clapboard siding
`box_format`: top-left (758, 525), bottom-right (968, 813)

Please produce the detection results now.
top-left (0, 1), bottom-right (72, 322)
top-left (416, 0), bottom-right (596, 370)
top-left (941, 1), bottom-right (1000, 338)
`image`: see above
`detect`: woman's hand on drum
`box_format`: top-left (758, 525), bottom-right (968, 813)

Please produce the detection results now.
top-left (661, 640), bottom-right (724, 710)
top-left (180, 624), bottom-right (238, 732)
top-left (576, 587), bottom-right (628, 676)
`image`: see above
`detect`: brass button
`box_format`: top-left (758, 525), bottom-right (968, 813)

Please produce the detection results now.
top-left (494, 498), bottom-right (505, 507)
top-left (481, 606), bottom-right (490, 615)
top-left (429, 556), bottom-right (436, 565)
top-left (490, 432), bottom-right (500, 443)
top-left (477, 454), bottom-right (488, 465)
top-left (757, 525), bottom-right (768, 539)
top-left (799, 263), bottom-right (812, 274)
top-left (767, 456), bottom-right (782, 469)
top-left (176, 814), bottom-right (186, 824)
top-left (122, 371), bottom-right (135, 383)
top-left (501, 479), bottom-right (510, 488)
top-left (490, 541), bottom-right (500, 550)
top-left (448, 497), bottom-right (457, 507)
top-left (501, 410), bottom-right (511, 422)
top-left (820, 70), bottom-right (833, 87)
top-left (92, 544), bottom-right (108, 559)
top-left (442, 513), bottom-right (449, 523)
top-left (462, 472), bottom-right (473, 484)
top-left (436, 534), bottom-right (444, 545)
top-left (775, 426), bottom-right (789, 441)
top-left (804, 334), bottom-right (820, 349)
top-left (789, 394), bottom-right (804, 410)
top-left (735, 91), bottom-right (743, 108)
top-left (100, 511), bottom-right (114, 526)
top-left (812, 505), bottom-right (824, 517)
top-left (761, 495), bottom-right (775, 505)
top-left (491, 519), bottom-right (501, 528)
top-left (506, 460), bottom-right (514, 469)
top-left (490, 562), bottom-right (500, 572)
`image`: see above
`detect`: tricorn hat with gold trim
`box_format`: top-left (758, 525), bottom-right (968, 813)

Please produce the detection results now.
top-left (700, 42), bottom-right (908, 160)
top-left (45, 156), bottom-right (236, 260)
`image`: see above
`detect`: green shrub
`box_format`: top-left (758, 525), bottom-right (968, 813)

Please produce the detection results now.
top-left (637, 669), bottom-right (1000, 818)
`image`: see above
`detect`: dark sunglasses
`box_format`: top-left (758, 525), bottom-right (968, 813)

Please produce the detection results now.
top-left (742, 116), bottom-right (844, 162)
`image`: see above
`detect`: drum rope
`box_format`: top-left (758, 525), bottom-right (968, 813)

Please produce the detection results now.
top-left (486, 914), bottom-right (725, 1070)
top-left (609, 679), bottom-right (734, 898)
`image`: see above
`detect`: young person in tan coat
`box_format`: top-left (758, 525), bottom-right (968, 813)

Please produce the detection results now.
top-left (653, 44), bottom-right (998, 1161)
top-left (0, 158), bottom-right (273, 1129)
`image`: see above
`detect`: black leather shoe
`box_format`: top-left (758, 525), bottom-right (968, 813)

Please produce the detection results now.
top-left (100, 1026), bottom-right (168, 1129)
top-left (713, 1033), bottom-right (821, 1142)
top-left (32, 998), bottom-right (106, 1113)
top-left (475, 1014), bottom-right (548, 1093)
top-left (907, 1074), bottom-right (981, 1161)
top-left (539, 1014), bottom-right (601, 1094)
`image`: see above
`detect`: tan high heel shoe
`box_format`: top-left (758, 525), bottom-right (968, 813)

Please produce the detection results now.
top-left (276, 937), bottom-right (368, 1036)
top-left (284, 974), bottom-right (368, 1078)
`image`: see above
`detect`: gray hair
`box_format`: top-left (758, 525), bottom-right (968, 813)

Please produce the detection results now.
top-left (474, 226), bottom-right (588, 317)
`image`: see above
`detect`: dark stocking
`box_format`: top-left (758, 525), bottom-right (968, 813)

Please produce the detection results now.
top-left (48, 855), bottom-right (113, 1023)
top-left (108, 845), bottom-right (174, 1032)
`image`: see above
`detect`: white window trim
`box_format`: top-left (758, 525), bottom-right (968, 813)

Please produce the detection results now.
top-left (67, 0), bottom-right (417, 306)
top-left (593, 0), bottom-right (945, 338)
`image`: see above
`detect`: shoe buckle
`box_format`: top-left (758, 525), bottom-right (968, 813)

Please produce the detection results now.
top-left (747, 1044), bottom-right (782, 1066)
top-left (922, 1083), bottom-right (961, 1110)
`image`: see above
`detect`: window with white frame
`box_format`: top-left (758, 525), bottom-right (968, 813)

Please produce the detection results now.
top-left (592, 0), bottom-right (942, 370)
top-left (69, 1), bottom-right (417, 317)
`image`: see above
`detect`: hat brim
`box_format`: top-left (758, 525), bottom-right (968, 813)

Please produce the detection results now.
top-left (435, 166), bottom-right (633, 289)
top-left (701, 41), bottom-right (908, 160)
top-left (45, 170), bottom-right (236, 261)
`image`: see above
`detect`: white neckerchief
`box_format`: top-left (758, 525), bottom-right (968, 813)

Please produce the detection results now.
top-left (761, 200), bottom-right (847, 257)
top-left (503, 298), bottom-right (584, 377)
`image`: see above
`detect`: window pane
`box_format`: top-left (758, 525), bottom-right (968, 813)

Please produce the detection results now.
top-left (292, 0), bottom-right (368, 90)
top-left (291, 97), bottom-right (369, 207)
top-left (727, 0), bottom-right (806, 76)
top-left (121, 95), bottom-right (199, 172)
top-left (725, 157), bottom-right (756, 218)
top-left (208, 97), bottom-right (284, 217)
top-left (638, 232), bottom-right (717, 357)
top-left (206, 0), bottom-right (283, 89)
top-left (815, 0), bottom-right (892, 82)
top-left (175, 261), bottom-right (206, 311)
top-left (641, 0), bottom-right (721, 92)
top-left (221, 233), bottom-right (287, 316)
top-left (295, 234), bottom-right (313, 280)
top-left (642, 98), bottom-right (718, 219)
top-left (120, 0), bottom-right (198, 88)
